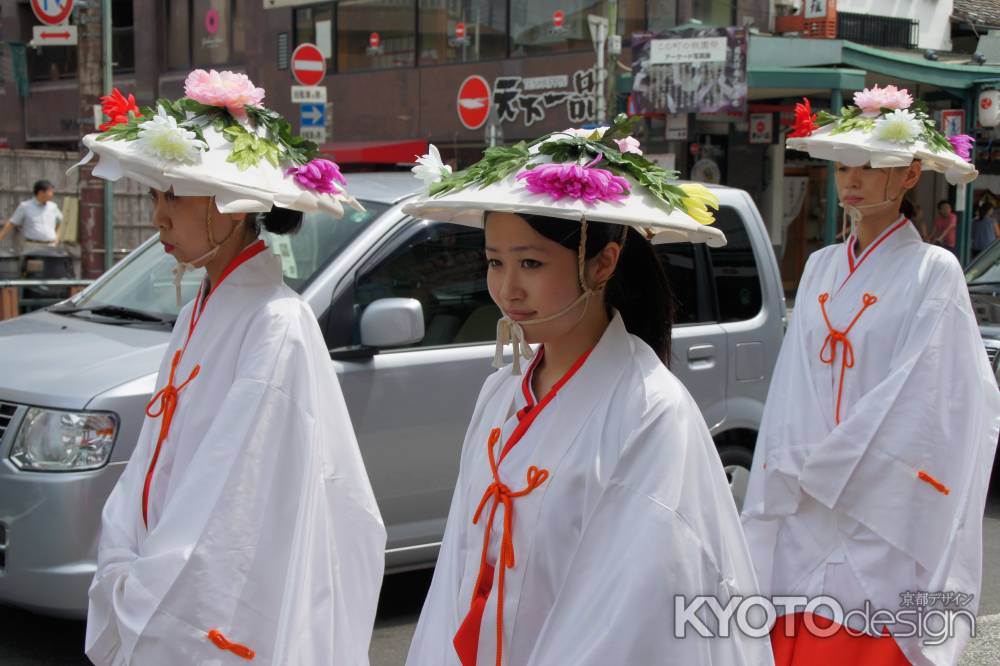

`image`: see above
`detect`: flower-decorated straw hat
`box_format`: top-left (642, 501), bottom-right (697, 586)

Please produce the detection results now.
top-left (403, 114), bottom-right (726, 373)
top-left (403, 113), bottom-right (726, 247)
top-left (73, 69), bottom-right (362, 217)
top-left (787, 84), bottom-right (978, 185)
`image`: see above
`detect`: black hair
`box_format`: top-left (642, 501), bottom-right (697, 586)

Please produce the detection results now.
top-left (899, 197), bottom-right (915, 219)
top-left (977, 201), bottom-right (995, 219)
top-left (520, 214), bottom-right (674, 365)
top-left (33, 180), bottom-right (54, 195)
top-left (253, 206), bottom-right (303, 235)
top-left (937, 199), bottom-right (951, 210)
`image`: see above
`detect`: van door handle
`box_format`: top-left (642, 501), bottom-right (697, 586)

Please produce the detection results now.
top-left (687, 344), bottom-right (716, 361)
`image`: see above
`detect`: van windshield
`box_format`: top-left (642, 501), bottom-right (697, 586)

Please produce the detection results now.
top-left (65, 202), bottom-right (388, 322)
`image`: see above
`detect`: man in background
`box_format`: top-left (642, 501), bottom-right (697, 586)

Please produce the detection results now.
top-left (0, 180), bottom-right (62, 251)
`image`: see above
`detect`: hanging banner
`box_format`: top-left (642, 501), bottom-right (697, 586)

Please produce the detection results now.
top-left (630, 27), bottom-right (748, 115)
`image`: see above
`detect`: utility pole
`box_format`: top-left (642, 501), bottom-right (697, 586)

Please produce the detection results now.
top-left (76, 0), bottom-right (105, 278)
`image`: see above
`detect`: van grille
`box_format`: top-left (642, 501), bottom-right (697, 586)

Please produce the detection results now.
top-left (0, 402), bottom-right (16, 440)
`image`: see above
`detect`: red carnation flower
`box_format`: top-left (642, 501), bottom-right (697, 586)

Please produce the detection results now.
top-left (99, 88), bottom-right (142, 131)
top-left (789, 97), bottom-right (818, 138)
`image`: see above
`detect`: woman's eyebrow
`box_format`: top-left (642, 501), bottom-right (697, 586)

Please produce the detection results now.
top-left (484, 245), bottom-right (549, 252)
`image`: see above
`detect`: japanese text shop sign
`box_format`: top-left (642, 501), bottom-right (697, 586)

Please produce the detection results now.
top-left (649, 37), bottom-right (727, 65)
top-left (631, 27), bottom-right (748, 115)
top-left (492, 68), bottom-right (598, 127)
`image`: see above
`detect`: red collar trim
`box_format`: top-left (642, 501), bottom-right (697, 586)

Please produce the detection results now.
top-left (842, 216), bottom-right (908, 292)
top-left (187, 239), bottom-right (267, 346)
top-left (500, 344), bottom-right (593, 463)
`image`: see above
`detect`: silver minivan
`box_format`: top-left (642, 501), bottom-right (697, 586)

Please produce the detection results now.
top-left (0, 173), bottom-right (785, 618)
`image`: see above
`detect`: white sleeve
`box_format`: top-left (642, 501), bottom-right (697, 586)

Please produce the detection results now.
top-left (797, 277), bottom-right (1000, 573)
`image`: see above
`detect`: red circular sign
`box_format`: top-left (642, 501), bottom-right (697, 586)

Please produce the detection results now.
top-left (982, 97), bottom-right (993, 110)
top-left (455, 22), bottom-right (466, 39)
top-left (205, 8), bottom-right (220, 34)
top-left (31, 0), bottom-right (73, 26)
top-left (553, 10), bottom-right (565, 28)
top-left (457, 75), bottom-right (491, 130)
top-left (291, 43), bottom-right (326, 86)
top-left (369, 32), bottom-right (381, 48)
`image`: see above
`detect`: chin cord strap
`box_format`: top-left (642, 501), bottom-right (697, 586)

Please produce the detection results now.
top-left (171, 198), bottom-right (242, 307)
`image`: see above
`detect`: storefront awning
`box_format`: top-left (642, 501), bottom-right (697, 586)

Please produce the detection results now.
top-left (320, 139), bottom-right (428, 164)
top-left (748, 66), bottom-right (867, 98)
top-left (749, 35), bottom-right (1000, 94)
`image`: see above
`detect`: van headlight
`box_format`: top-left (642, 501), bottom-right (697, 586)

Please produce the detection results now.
top-left (10, 408), bottom-right (118, 471)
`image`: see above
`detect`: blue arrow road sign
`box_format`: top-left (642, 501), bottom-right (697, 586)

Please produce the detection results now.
top-left (300, 103), bottom-right (325, 127)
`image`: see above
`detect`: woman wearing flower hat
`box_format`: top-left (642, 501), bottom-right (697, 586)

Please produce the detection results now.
top-left (742, 85), bottom-right (1000, 665)
top-left (79, 71), bottom-right (385, 665)
top-left (404, 117), bottom-right (773, 665)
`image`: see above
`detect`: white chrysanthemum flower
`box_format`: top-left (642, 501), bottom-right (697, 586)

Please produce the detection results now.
top-left (548, 126), bottom-right (609, 143)
top-left (411, 144), bottom-right (452, 188)
top-left (874, 109), bottom-right (923, 144)
top-left (136, 107), bottom-right (202, 164)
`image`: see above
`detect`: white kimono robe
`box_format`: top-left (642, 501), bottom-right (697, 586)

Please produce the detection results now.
top-left (742, 219), bottom-right (1000, 665)
top-left (407, 313), bottom-right (773, 666)
top-left (85, 241), bottom-right (386, 665)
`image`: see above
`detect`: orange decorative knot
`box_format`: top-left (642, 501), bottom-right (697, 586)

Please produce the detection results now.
top-left (470, 428), bottom-right (550, 666)
top-left (917, 471), bottom-right (950, 496)
top-left (818, 292), bottom-right (877, 424)
top-left (207, 629), bottom-right (255, 660)
top-left (142, 349), bottom-right (200, 528)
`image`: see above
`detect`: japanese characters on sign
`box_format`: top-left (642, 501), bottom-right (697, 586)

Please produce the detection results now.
top-left (631, 27), bottom-right (748, 115)
top-left (490, 67), bottom-right (597, 127)
top-left (649, 37), bottom-right (727, 65)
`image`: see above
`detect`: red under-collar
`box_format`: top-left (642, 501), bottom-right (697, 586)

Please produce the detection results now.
top-left (187, 239), bottom-right (267, 345)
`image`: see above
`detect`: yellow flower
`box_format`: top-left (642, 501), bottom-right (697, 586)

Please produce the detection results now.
top-left (678, 183), bottom-right (720, 225)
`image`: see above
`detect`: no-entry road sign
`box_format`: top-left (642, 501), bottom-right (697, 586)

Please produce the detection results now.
top-left (457, 75), bottom-right (490, 130)
top-left (291, 43), bottom-right (326, 87)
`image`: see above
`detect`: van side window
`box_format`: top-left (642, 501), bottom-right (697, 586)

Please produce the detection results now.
top-left (655, 243), bottom-right (701, 325)
top-left (707, 206), bottom-right (762, 322)
top-left (354, 222), bottom-right (499, 348)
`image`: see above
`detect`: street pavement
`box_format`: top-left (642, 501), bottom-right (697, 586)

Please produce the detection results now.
top-left (2, 494), bottom-right (999, 665)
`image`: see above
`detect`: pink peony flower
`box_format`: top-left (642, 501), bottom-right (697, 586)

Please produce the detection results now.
top-left (852, 84), bottom-right (913, 114)
top-left (516, 157), bottom-right (631, 204)
top-left (614, 136), bottom-right (643, 155)
top-left (286, 159), bottom-right (347, 193)
top-left (184, 69), bottom-right (265, 116)
top-left (947, 134), bottom-right (975, 161)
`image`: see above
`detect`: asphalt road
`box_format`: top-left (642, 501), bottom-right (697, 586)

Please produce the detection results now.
top-left (2, 495), bottom-right (999, 665)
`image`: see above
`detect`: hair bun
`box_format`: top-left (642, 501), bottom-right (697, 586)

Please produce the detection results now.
top-left (259, 206), bottom-right (303, 235)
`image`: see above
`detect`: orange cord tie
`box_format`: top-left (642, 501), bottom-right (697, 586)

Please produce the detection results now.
top-left (917, 471), bottom-right (951, 496)
top-left (818, 292), bottom-right (877, 424)
top-left (207, 629), bottom-right (256, 660)
top-left (471, 428), bottom-right (550, 666)
top-left (141, 349), bottom-right (201, 528)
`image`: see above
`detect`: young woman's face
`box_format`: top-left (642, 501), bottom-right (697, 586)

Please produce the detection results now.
top-left (939, 202), bottom-right (952, 216)
top-left (150, 189), bottom-right (243, 264)
top-left (834, 162), bottom-right (919, 211)
top-left (484, 212), bottom-right (594, 344)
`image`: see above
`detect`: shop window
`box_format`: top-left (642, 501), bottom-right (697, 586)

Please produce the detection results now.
top-left (509, 0), bottom-right (607, 57)
top-left (337, 0), bottom-right (416, 72)
top-left (509, 0), bottom-right (645, 58)
top-left (165, 0), bottom-right (245, 70)
top-left (111, 0), bottom-right (135, 73)
top-left (418, 0), bottom-right (507, 65)
top-left (691, 0), bottom-right (734, 27)
top-left (294, 4), bottom-right (335, 64)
